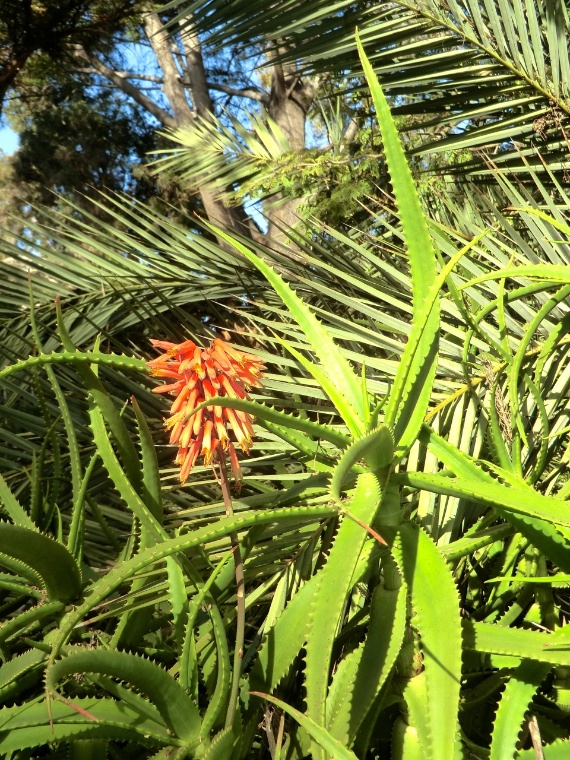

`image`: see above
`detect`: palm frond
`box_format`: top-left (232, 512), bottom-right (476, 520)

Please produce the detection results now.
top-left (161, 0), bottom-right (570, 179)
top-left (151, 111), bottom-right (291, 205)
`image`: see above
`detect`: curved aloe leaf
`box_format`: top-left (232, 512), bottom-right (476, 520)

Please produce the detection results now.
top-left (88, 401), bottom-right (165, 543)
top-left (508, 283), bottom-right (570, 441)
top-left (0, 351), bottom-right (147, 381)
top-left (191, 396), bottom-right (350, 448)
top-left (489, 659), bottom-right (550, 760)
top-left (0, 648), bottom-right (46, 695)
top-left (356, 33), bottom-right (439, 456)
top-left (398, 472), bottom-right (570, 528)
top-left (0, 697), bottom-right (176, 752)
top-left (463, 264), bottom-right (570, 289)
top-left (330, 425), bottom-right (393, 504)
top-left (28, 282), bottom-right (83, 508)
top-left (420, 426), bottom-right (570, 570)
top-left (0, 524), bottom-right (81, 602)
top-left (55, 299), bottom-right (142, 491)
top-left (0, 601), bottom-right (64, 649)
top-left (394, 523), bottom-right (462, 760)
top-left (51, 505), bottom-right (335, 657)
top-left (46, 649), bottom-right (200, 743)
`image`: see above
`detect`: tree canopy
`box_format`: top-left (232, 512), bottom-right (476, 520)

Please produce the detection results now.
top-left (0, 0), bottom-right (140, 114)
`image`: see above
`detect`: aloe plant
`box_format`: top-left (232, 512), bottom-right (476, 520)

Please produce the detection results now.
top-left (1, 32), bottom-right (570, 760)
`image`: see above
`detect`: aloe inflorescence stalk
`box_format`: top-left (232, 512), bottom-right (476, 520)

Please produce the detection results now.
top-left (148, 335), bottom-right (266, 728)
top-left (147, 336), bottom-right (265, 483)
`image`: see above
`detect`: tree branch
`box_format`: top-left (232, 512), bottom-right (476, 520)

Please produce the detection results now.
top-left (143, 9), bottom-right (194, 126)
top-left (75, 66), bottom-right (270, 105)
top-left (73, 46), bottom-right (176, 129)
top-left (74, 67), bottom-right (165, 84)
top-left (204, 81), bottom-right (269, 105)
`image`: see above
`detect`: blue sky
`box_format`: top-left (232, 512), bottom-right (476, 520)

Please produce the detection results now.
top-left (0, 126), bottom-right (19, 155)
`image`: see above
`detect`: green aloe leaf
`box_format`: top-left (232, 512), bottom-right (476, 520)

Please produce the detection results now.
top-left (517, 740), bottom-right (570, 759)
top-left (88, 400), bottom-right (165, 543)
top-left (391, 717), bottom-right (423, 760)
top-left (330, 425), bottom-right (393, 504)
top-left (0, 473), bottom-right (35, 529)
top-left (191, 396), bottom-right (350, 448)
top-left (420, 425), bottom-right (570, 570)
top-left (489, 659), bottom-right (550, 760)
top-left (0, 697), bottom-right (176, 752)
top-left (249, 575), bottom-right (316, 694)
top-left (397, 472), bottom-right (570, 528)
top-left (0, 648), bottom-right (46, 698)
top-left (0, 523), bottom-right (81, 602)
top-left (55, 300), bottom-right (142, 491)
top-left (46, 649), bottom-right (201, 744)
top-left (68, 740), bottom-right (108, 760)
top-left (328, 576), bottom-right (407, 746)
top-left (304, 471), bottom-right (382, 758)
top-left (132, 396), bottom-right (163, 524)
top-left (462, 264), bottom-right (570, 289)
top-left (66, 453), bottom-right (98, 564)
top-left (204, 228), bottom-right (367, 437)
top-left (463, 621), bottom-right (570, 665)
top-left (356, 32), bottom-right (440, 457)
top-left (0, 351), bottom-right (147, 381)
top-left (394, 523), bottom-right (462, 760)
top-left (201, 728), bottom-right (236, 760)
top-left (51, 505), bottom-right (335, 659)
top-left (91, 396), bottom-right (190, 655)
top-left (0, 600), bottom-right (65, 648)
top-left (261, 419), bottom-right (336, 468)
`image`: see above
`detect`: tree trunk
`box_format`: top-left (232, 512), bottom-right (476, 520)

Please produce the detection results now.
top-left (267, 55), bottom-right (318, 243)
top-left (180, 27), bottom-right (214, 121)
top-left (143, 9), bottom-right (249, 239)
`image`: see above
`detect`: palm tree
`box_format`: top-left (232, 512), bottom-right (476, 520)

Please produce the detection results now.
top-left (169, 0), bottom-right (570, 181)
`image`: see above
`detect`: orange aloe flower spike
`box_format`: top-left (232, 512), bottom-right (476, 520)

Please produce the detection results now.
top-left (147, 336), bottom-right (264, 485)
